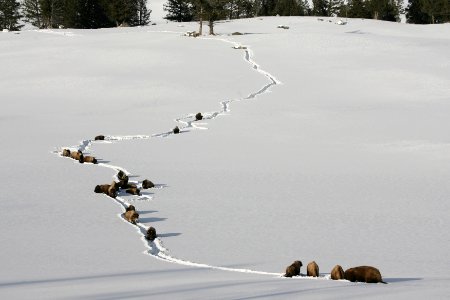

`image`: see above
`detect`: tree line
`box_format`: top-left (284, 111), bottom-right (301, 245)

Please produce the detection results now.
top-left (1, 0), bottom-right (448, 32)
top-left (164, 0), bottom-right (449, 26)
top-left (1, 0), bottom-right (151, 31)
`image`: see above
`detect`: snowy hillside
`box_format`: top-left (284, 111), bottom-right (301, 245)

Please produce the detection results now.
top-left (0, 17), bottom-right (449, 299)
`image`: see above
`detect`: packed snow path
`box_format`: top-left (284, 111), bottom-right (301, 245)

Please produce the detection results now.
top-left (55, 33), bottom-right (340, 281)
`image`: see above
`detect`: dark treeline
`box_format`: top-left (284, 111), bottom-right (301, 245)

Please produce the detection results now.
top-left (1, 0), bottom-right (448, 31)
top-left (0, 0), bottom-right (151, 31)
top-left (164, 0), bottom-right (449, 27)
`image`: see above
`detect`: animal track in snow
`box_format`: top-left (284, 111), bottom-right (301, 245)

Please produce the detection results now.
top-left (54, 33), bottom-right (345, 281)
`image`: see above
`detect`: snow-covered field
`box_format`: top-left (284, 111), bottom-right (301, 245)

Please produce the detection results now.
top-left (0, 16), bottom-right (449, 299)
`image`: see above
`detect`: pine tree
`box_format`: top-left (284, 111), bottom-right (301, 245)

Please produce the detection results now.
top-left (328, 0), bottom-right (344, 16)
top-left (134, 0), bottom-right (151, 25)
top-left (23, 0), bottom-right (43, 28)
top-left (420, 0), bottom-right (449, 23)
top-left (274, 0), bottom-right (298, 16)
top-left (0, 0), bottom-right (23, 31)
top-left (406, 0), bottom-right (431, 23)
top-left (164, 0), bottom-right (194, 21)
top-left (347, 0), bottom-right (371, 18)
top-left (107, 0), bottom-right (136, 27)
top-left (40, 0), bottom-right (65, 28)
top-left (204, 0), bottom-right (227, 35)
top-left (367, 0), bottom-right (400, 21)
top-left (312, 0), bottom-right (329, 16)
top-left (258, 0), bottom-right (277, 15)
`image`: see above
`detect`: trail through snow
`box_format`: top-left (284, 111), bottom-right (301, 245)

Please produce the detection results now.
top-left (55, 33), bottom-right (341, 281)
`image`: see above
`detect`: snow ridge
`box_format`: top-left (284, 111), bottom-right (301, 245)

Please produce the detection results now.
top-left (54, 34), bottom-right (340, 280)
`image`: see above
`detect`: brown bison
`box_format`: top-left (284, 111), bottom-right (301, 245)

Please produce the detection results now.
top-left (70, 151), bottom-right (84, 163)
top-left (116, 177), bottom-right (129, 189)
top-left (307, 261), bottom-right (319, 277)
top-left (173, 126), bottom-right (180, 134)
top-left (330, 265), bottom-right (345, 280)
top-left (142, 179), bottom-right (154, 189)
top-left (83, 156), bottom-right (97, 164)
top-left (125, 205), bottom-right (136, 212)
top-left (146, 227), bottom-right (157, 241)
top-left (124, 210), bottom-right (139, 224)
top-left (344, 266), bottom-right (387, 284)
top-left (117, 170), bottom-right (127, 181)
top-left (62, 149), bottom-right (71, 157)
top-left (94, 135), bottom-right (105, 140)
top-left (124, 183), bottom-right (137, 189)
top-left (94, 183), bottom-right (117, 198)
top-left (126, 187), bottom-right (141, 196)
top-left (195, 112), bottom-right (203, 120)
top-left (284, 260), bottom-right (302, 278)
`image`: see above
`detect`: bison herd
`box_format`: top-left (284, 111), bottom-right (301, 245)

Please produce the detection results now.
top-left (62, 134), bottom-right (387, 285)
top-left (61, 136), bottom-right (159, 243)
top-left (284, 260), bottom-right (387, 284)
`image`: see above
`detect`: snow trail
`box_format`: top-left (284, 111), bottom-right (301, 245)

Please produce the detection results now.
top-left (54, 33), bottom-right (342, 281)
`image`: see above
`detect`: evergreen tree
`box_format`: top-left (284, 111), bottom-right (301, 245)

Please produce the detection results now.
top-left (328, 0), bottom-right (344, 16)
top-left (347, 0), bottom-right (371, 18)
top-left (420, 0), bottom-right (449, 23)
top-left (107, 0), bottom-right (137, 26)
top-left (406, 0), bottom-right (431, 23)
top-left (367, 0), bottom-right (400, 21)
top-left (274, 0), bottom-right (301, 16)
top-left (0, 0), bottom-right (23, 31)
top-left (23, 0), bottom-right (43, 28)
top-left (258, 0), bottom-right (277, 15)
top-left (225, 0), bottom-right (256, 19)
top-left (164, 0), bottom-right (194, 21)
top-left (204, 0), bottom-right (227, 34)
top-left (312, 0), bottom-right (329, 16)
top-left (134, 0), bottom-right (151, 25)
top-left (40, 0), bottom-right (65, 28)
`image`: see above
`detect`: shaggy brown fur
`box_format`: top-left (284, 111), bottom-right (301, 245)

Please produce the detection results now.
top-left (62, 149), bottom-right (71, 157)
top-left (94, 135), bottom-right (105, 140)
top-left (70, 151), bottom-right (84, 163)
top-left (146, 227), bottom-right (157, 241)
top-left (307, 261), bottom-right (319, 277)
top-left (124, 210), bottom-right (139, 224)
top-left (344, 266), bottom-right (387, 284)
top-left (126, 205), bottom-right (136, 212)
top-left (284, 260), bottom-right (302, 278)
top-left (94, 183), bottom-right (116, 198)
top-left (195, 112), bottom-right (203, 120)
top-left (83, 156), bottom-right (97, 164)
top-left (173, 126), bottom-right (180, 134)
top-left (94, 184), bottom-right (109, 193)
top-left (123, 183), bottom-right (137, 189)
top-left (117, 170), bottom-right (127, 180)
top-left (126, 187), bottom-right (140, 195)
top-left (142, 179), bottom-right (154, 189)
top-left (232, 32), bottom-right (243, 35)
top-left (330, 265), bottom-right (345, 280)
top-left (116, 177), bottom-right (129, 189)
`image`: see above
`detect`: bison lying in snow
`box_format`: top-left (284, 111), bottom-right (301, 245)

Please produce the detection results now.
top-left (142, 179), bottom-right (154, 189)
top-left (126, 187), bottom-right (140, 196)
top-left (124, 210), bottom-right (139, 224)
top-left (94, 182), bottom-right (117, 198)
top-left (146, 227), bottom-right (157, 241)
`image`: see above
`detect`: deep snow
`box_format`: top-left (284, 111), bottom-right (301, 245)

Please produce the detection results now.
top-left (0, 17), bottom-right (449, 299)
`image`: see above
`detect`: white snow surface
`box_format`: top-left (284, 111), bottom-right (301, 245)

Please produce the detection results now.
top-left (1, 17), bottom-right (449, 299)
